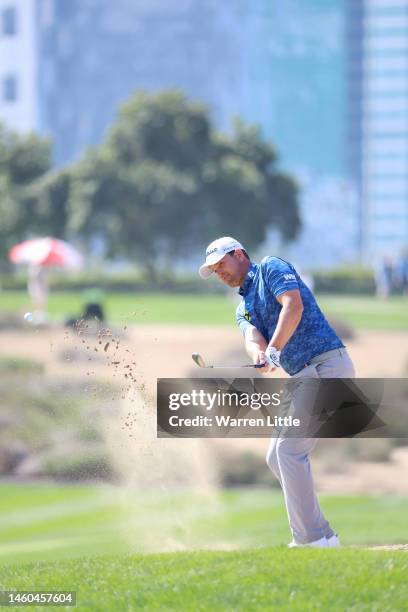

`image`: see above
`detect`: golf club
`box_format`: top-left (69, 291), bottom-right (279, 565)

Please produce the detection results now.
top-left (192, 352), bottom-right (265, 369)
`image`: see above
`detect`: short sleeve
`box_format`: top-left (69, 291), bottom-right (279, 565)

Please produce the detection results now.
top-left (262, 257), bottom-right (299, 298)
top-left (236, 299), bottom-right (252, 336)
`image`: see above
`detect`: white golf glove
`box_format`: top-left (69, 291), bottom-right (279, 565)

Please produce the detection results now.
top-left (264, 346), bottom-right (281, 371)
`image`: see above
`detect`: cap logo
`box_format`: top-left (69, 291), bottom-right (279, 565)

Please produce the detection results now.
top-left (205, 240), bottom-right (242, 259)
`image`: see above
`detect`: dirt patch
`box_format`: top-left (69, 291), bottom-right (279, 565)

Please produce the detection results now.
top-left (367, 545), bottom-right (408, 552)
top-left (1, 325), bottom-right (408, 494)
top-left (314, 447), bottom-right (408, 495)
top-left (2, 325), bottom-right (407, 387)
top-left (346, 330), bottom-right (408, 378)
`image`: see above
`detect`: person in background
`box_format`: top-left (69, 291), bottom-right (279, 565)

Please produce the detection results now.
top-left (375, 256), bottom-right (394, 299)
top-left (395, 249), bottom-right (408, 296)
top-left (28, 265), bottom-right (48, 323)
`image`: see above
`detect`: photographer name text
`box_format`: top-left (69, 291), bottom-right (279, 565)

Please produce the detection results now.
top-left (168, 415), bottom-right (300, 428)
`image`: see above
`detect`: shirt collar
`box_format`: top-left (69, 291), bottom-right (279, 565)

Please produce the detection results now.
top-left (238, 262), bottom-right (258, 296)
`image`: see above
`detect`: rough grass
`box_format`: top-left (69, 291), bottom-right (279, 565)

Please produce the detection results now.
top-left (0, 291), bottom-right (407, 329)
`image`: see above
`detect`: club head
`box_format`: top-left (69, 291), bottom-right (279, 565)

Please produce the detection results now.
top-left (192, 352), bottom-right (206, 368)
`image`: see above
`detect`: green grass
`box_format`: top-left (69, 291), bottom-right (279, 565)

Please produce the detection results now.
top-left (1, 548), bottom-right (408, 611)
top-left (0, 484), bottom-right (407, 610)
top-left (0, 291), bottom-right (235, 326)
top-left (317, 294), bottom-right (408, 331)
top-left (0, 484), bottom-right (407, 566)
top-left (0, 291), bottom-right (407, 329)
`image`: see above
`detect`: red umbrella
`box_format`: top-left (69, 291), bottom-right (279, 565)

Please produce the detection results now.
top-left (9, 237), bottom-right (83, 269)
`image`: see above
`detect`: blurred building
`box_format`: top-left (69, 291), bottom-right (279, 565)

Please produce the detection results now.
top-left (0, 0), bottom-right (360, 267)
top-left (262, 174), bottom-right (358, 269)
top-left (346, 0), bottom-right (408, 262)
top-left (0, 0), bottom-right (38, 132)
top-left (0, 0), bottom-right (245, 165)
top-left (243, 0), bottom-right (356, 268)
top-left (241, 0), bottom-right (344, 178)
top-left (0, 0), bottom-right (343, 175)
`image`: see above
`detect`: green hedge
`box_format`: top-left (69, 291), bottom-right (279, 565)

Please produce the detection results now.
top-left (219, 451), bottom-right (280, 488)
top-left (0, 267), bottom-right (376, 295)
top-left (0, 272), bottom-right (224, 294)
top-left (44, 453), bottom-right (117, 482)
top-left (312, 267), bottom-right (376, 295)
top-left (0, 356), bottom-right (44, 375)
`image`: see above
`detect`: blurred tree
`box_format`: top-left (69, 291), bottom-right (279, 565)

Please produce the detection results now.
top-left (0, 125), bottom-right (49, 185)
top-left (68, 90), bottom-right (301, 275)
top-left (0, 125), bottom-right (51, 262)
top-left (215, 119), bottom-right (301, 248)
top-left (23, 169), bottom-right (71, 239)
top-left (266, 172), bottom-right (301, 242)
top-left (68, 149), bottom-right (201, 278)
top-left (1, 92), bottom-right (300, 275)
top-left (107, 90), bottom-right (211, 172)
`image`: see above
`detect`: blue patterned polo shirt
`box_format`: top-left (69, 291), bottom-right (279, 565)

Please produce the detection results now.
top-left (236, 257), bottom-right (343, 375)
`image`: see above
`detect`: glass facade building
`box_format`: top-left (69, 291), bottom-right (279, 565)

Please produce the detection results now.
top-left (0, 0), bottom-right (343, 176)
top-left (0, 0), bottom-right (38, 133)
top-left (347, 0), bottom-right (408, 261)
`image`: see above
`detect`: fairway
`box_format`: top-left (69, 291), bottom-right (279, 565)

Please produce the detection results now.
top-left (0, 291), bottom-right (407, 329)
top-left (317, 294), bottom-right (408, 331)
top-left (0, 484), bottom-right (407, 566)
top-left (0, 291), bottom-right (236, 327)
top-left (1, 485), bottom-right (407, 610)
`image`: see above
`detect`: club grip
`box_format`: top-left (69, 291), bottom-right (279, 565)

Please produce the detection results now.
top-left (254, 363), bottom-right (266, 369)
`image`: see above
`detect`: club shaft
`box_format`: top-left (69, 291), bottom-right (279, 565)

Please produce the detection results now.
top-left (204, 363), bottom-right (265, 369)
top-left (192, 353), bottom-right (265, 369)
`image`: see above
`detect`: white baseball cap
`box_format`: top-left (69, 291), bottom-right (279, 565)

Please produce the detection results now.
top-left (199, 236), bottom-right (245, 278)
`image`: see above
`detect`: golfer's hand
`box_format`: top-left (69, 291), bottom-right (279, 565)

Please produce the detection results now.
top-left (260, 346), bottom-right (281, 375)
top-left (266, 346), bottom-right (281, 370)
top-left (254, 350), bottom-right (272, 375)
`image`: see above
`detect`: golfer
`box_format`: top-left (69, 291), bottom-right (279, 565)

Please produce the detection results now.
top-left (199, 236), bottom-right (355, 548)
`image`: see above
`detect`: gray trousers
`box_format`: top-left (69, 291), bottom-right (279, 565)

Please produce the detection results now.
top-left (266, 347), bottom-right (355, 544)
